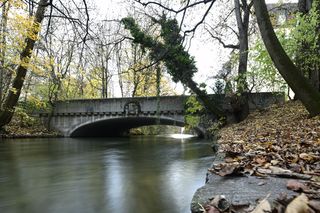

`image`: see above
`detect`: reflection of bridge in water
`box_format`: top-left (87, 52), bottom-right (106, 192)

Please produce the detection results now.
top-left (39, 93), bottom-right (284, 137)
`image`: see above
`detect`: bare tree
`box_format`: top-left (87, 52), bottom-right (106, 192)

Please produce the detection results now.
top-left (0, 0), bottom-right (91, 128)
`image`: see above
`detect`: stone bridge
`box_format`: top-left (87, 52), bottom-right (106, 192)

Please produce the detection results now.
top-left (39, 93), bottom-right (284, 137)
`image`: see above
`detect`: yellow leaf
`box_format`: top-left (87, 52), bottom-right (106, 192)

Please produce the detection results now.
top-left (285, 194), bottom-right (309, 213)
top-left (251, 196), bottom-right (271, 213)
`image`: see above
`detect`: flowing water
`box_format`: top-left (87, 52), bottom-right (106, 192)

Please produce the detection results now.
top-left (0, 136), bottom-right (214, 213)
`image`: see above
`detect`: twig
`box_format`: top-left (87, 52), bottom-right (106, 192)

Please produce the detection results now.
top-left (270, 172), bottom-right (312, 180)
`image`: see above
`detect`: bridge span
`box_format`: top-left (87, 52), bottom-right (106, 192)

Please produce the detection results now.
top-left (39, 93), bottom-right (284, 137)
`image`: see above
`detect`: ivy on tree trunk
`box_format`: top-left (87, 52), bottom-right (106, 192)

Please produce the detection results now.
top-left (121, 16), bottom-right (226, 120)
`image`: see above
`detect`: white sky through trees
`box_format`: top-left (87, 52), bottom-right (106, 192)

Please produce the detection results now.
top-left (92, 0), bottom-right (298, 95)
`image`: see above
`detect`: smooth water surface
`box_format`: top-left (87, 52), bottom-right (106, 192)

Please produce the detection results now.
top-left (0, 136), bottom-right (214, 213)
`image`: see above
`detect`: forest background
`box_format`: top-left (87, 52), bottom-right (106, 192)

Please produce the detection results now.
top-left (0, 0), bottom-right (319, 131)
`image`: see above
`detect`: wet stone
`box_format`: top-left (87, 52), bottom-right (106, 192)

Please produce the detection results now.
top-left (191, 173), bottom-right (298, 213)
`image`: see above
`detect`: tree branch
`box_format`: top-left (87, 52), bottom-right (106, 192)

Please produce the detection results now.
top-left (0, 0), bottom-right (9, 8)
top-left (179, 0), bottom-right (190, 31)
top-left (135, 0), bottom-right (213, 14)
top-left (184, 0), bottom-right (216, 35)
top-left (206, 28), bottom-right (239, 49)
top-left (81, 0), bottom-right (90, 42)
top-left (45, 0), bottom-right (53, 40)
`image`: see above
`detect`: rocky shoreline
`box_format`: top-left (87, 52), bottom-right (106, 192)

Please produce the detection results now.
top-left (191, 101), bottom-right (320, 212)
top-left (191, 169), bottom-right (298, 213)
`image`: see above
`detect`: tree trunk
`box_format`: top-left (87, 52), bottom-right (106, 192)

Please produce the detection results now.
top-left (253, 0), bottom-right (320, 116)
top-left (103, 59), bottom-right (109, 98)
top-left (232, 0), bottom-right (251, 121)
top-left (0, 0), bottom-right (49, 127)
top-left (0, 2), bottom-right (10, 106)
top-left (298, 0), bottom-right (313, 13)
top-left (314, 0), bottom-right (320, 91)
top-left (234, 0), bottom-right (250, 93)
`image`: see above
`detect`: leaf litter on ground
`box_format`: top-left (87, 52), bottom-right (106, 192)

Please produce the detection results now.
top-left (204, 101), bottom-right (320, 213)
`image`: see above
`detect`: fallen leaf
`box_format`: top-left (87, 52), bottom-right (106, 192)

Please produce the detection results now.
top-left (273, 201), bottom-right (286, 213)
top-left (257, 181), bottom-right (266, 186)
top-left (270, 160), bottom-right (280, 165)
top-left (204, 205), bottom-right (220, 213)
top-left (257, 168), bottom-right (272, 174)
top-left (285, 193), bottom-right (309, 213)
top-left (225, 157), bottom-right (235, 163)
top-left (309, 200), bottom-right (320, 212)
top-left (299, 153), bottom-right (315, 162)
top-left (250, 197), bottom-right (271, 213)
top-left (218, 163), bottom-right (242, 177)
top-left (254, 156), bottom-right (267, 164)
top-left (270, 166), bottom-right (292, 174)
top-left (289, 163), bottom-right (302, 173)
top-left (287, 180), bottom-right (308, 191)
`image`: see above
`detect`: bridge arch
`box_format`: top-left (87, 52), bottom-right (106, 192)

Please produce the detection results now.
top-left (69, 116), bottom-right (204, 137)
top-left (41, 93), bottom-right (283, 137)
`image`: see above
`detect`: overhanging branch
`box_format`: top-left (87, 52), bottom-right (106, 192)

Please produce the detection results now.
top-left (135, 0), bottom-right (213, 14)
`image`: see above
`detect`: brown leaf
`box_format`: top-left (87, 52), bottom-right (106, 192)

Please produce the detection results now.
top-left (287, 180), bottom-right (308, 192)
top-left (254, 156), bottom-right (267, 165)
top-left (309, 200), bottom-right (320, 212)
top-left (205, 205), bottom-right (220, 213)
top-left (225, 157), bottom-right (235, 163)
top-left (289, 163), bottom-right (303, 173)
top-left (270, 166), bottom-right (292, 174)
top-left (256, 168), bottom-right (272, 175)
top-left (218, 163), bottom-right (242, 177)
top-left (285, 193), bottom-right (309, 213)
top-left (299, 153), bottom-right (315, 162)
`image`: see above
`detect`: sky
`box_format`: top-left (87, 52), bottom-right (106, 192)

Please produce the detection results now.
top-left (92, 0), bottom-right (298, 95)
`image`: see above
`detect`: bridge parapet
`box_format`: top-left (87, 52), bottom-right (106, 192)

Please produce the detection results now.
top-left (49, 96), bottom-right (188, 115)
top-left (44, 93), bottom-right (283, 115)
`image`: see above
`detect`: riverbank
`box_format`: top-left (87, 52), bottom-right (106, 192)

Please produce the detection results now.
top-left (0, 116), bottom-right (61, 138)
top-left (192, 101), bottom-right (320, 212)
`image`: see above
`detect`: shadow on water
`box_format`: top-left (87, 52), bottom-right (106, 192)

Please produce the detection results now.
top-left (0, 136), bottom-right (214, 213)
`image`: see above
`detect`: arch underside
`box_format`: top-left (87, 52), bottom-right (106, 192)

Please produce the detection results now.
top-left (70, 116), bottom-right (197, 137)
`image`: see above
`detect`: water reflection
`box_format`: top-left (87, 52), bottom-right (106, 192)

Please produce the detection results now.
top-left (169, 134), bottom-right (196, 139)
top-left (0, 137), bottom-right (214, 213)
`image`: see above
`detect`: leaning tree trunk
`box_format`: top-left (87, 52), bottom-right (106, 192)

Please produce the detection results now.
top-left (0, 0), bottom-right (49, 127)
top-left (121, 17), bottom-right (227, 120)
top-left (253, 0), bottom-right (320, 116)
top-left (186, 78), bottom-right (226, 121)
